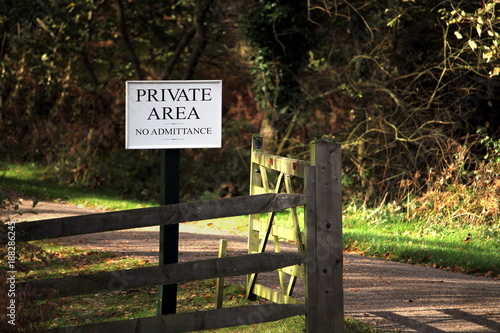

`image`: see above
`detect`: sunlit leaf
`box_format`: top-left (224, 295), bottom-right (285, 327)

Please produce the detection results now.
top-left (490, 67), bottom-right (500, 77)
top-left (468, 39), bottom-right (478, 50)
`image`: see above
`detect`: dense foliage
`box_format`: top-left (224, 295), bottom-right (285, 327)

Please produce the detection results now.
top-left (1, 0), bottom-right (258, 201)
top-left (238, 0), bottom-right (315, 150)
top-left (1, 1), bottom-right (499, 217)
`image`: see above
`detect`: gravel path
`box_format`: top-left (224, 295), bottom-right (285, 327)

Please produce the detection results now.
top-left (8, 200), bottom-right (500, 332)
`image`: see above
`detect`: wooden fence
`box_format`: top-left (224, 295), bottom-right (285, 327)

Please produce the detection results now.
top-left (1, 135), bottom-right (343, 333)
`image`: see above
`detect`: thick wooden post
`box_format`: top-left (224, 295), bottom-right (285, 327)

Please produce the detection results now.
top-left (306, 139), bottom-right (344, 332)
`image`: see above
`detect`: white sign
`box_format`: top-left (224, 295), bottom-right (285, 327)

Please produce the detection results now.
top-left (125, 80), bottom-right (222, 149)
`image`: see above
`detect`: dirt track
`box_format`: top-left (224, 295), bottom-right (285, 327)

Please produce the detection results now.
top-left (8, 200), bottom-right (500, 332)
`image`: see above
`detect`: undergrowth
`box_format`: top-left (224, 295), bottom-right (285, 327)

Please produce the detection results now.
top-left (399, 133), bottom-right (500, 227)
top-left (358, 133), bottom-right (500, 277)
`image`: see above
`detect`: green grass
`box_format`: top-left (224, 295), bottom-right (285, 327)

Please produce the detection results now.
top-left (343, 205), bottom-right (500, 278)
top-left (16, 242), bottom-right (157, 329)
top-left (19, 241), bottom-right (152, 281)
top-left (219, 205), bottom-right (500, 278)
top-left (0, 162), bottom-right (154, 210)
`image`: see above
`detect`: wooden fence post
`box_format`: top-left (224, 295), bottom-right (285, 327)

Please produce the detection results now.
top-left (216, 239), bottom-right (228, 309)
top-left (306, 139), bottom-right (344, 332)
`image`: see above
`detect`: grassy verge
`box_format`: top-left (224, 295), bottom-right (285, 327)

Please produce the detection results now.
top-left (249, 205), bottom-right (499, 278)
top-left (0, 163), bottom-right (154, 210)
top-left (343, 205), bottom-right (500, 278)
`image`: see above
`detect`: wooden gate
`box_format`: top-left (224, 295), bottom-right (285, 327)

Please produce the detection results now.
top-left (246, 135), bottom-right (344, 332)
top-left (1, 136), bottom-right (343, 332)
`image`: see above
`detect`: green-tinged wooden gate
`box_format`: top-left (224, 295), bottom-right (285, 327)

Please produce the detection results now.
top-left (246, 135), bottom-right (344, 332)
top-left (1, 136), bottom-right (343, 333)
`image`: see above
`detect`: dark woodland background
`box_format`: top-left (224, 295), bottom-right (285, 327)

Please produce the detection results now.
top-left (2, 0), bottom-right (500, 208)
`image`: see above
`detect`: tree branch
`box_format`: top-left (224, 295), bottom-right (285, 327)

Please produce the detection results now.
top-left (182, 0), bottom-right (214, 80)
top-left (115, 0), bottom-right (144, 79)
top-left (161, 27), bottom-right (196, 80)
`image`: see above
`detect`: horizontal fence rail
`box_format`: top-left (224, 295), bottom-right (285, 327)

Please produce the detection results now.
top-left (251, 151), bottom-right (310, 177)
top-left (22, 252), bottom-right (305, 299)
top-left (1, 193), bottom-right (305, 243)
top-left (35, 303), bottom-right (307, 333)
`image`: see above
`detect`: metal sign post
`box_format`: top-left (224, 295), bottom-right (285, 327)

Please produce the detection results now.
top-left (157, 148), bottom-right (180, 314)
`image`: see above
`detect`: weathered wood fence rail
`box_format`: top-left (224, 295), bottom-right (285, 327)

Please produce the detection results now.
top-left (1, 193), bottom-right (304, 243)
top-left (2, 135), bottom-right (343, 333)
